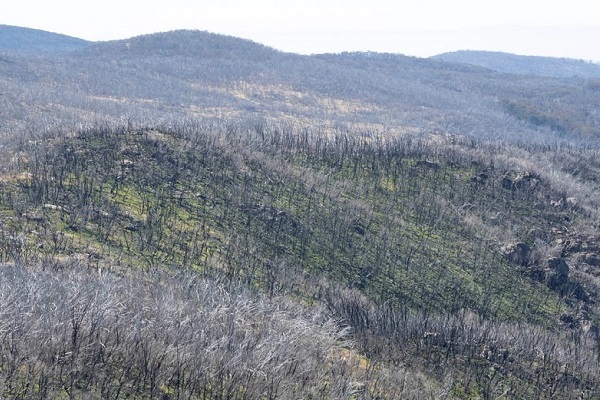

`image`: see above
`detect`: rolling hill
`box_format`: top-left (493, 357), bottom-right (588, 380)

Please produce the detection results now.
top-left (433, 50), bottom-right (600, 79)
top-left (2, 25), bottom-right (600, 398)
top-left (1, 28), bottom-right (599, 143)
top-left (0, 24), bottom-right (90, 52)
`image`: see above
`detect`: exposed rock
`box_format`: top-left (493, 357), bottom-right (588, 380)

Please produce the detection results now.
top-left (470, 172), bottom-right (489, 185)
top-left (514, 172), bottom-right (540, 191)
top-left (352, 221), bottom-right (366, 236)
top-left (501, 176), bottom-right (513, 190)
top-left (119, 145), bottom-right (141, 157)
top-left (547, 273), bottom-right (569, 290)
top-left (529, 268), bottom-right (546, 283)
top-left (422, 331), bottom-right (447, 347)
top-left (95, 209), bottom-right (111, 218)
top-left (528, 228), bottom-right (552, 243)
top-left (570, 283), bottom-right (589, 301)
top-left (565, 240), bottom-right (583, 254)
top-left (581, 241), bottom-right (600, 253)
top-left (530, 257), bottom-right (588, 300)
top-left (566, 197), bottom-right (578, 207)
top-left (124, 224), bottom-right (139, 232)
top-left (502, 242), bottom-right (531, 266)
top-left (547, 257), bottom-right (569, 276)
top-left (550, 197), bottom-right (578, 209)
top-left (578, 253), bottom-right (600, 267)
top-left (416, 160), bottom-right (440, 170)
top-left (550, 198), bottom-right (564, 208)
top-left (502, 171), bottom-right (540, 192)
top-left (545, 257), bottom-right (575, 293)
top-left (560, 313), bottom-right (578, 329)
top-left (24, 211), bottom-right (44, 222)
top-left (121, 159), bottom-right (135, 168)
top-left (43, 203), bottom-right (70, 214)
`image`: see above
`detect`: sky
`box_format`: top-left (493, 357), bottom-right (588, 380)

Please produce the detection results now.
top-left (3, 0), bottom-right (600, 61)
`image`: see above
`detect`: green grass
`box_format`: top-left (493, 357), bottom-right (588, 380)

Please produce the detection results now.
top-left (0, 126), bottom-right (578, 326)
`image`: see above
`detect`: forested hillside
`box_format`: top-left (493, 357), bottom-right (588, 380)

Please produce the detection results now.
top-left (0, 24), bottom-right (89, 52)
top-left (1, 26), bottom-right (600, 398)
top-left (2, 28), bottom-right (600, 142)
top-left (433, 50), bottom-right (600, 79)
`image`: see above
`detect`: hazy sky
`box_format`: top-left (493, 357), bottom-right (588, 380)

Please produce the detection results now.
top-left (3, 0), bottom-right (600, 61)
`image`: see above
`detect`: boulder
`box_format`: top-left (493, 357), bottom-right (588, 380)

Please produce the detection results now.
top-left (547, 257), bottom-right (569, 276)
top-left (502, 171), bottom-right (540, 192)
top-left (513, 172), bottom-right (540, 191)
top-left (502, 176), bottom-right (514, 190)
top-left (416, 160), bottom-right (440, 170)
top-left (546, 257), bottom-right (570, 290)
top-left (566, 197), bottom-right (578, 207)
top-left (565, 241), bottom-right (582, 253)
top-left (121, 159), bottom-right (135, 168)
top-left (502, 243), bottom-right (531, 266)
top-left (24, 211), bottom-right (44, 222)
top-left (470, 172), bottom-right (489, 185)
top-left (579, 253), bottom-right (600, 267)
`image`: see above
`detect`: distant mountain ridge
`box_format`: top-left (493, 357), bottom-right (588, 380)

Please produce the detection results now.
top-left (0, 24), bottom-right (90, 53)
top-left (1, 25), bottom-right (600, 143)
top-left (433, 50), bottom-right (600, 79)
top-left (80, 29), bottom-right (281, 60)
top-left (4, 24), bottom-right (599, 79)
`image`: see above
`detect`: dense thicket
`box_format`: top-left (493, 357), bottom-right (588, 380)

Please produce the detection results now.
top-left (0, 264), bottom-right (398, 399)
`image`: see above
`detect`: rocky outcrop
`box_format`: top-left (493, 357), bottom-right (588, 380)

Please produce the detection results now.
top-left (502, 242), bottom-right (531, 266)
top-left (415, 160), bottom-right (440, 171)
top-left (546, 257), bottom-right (570, 289)
top-left (528, 257), bottom-right (588, 301)
top-left (470, 172), bottom-right (489, 185)
top-left (502, 171), bottom-right (540, 192)
top-left (560, 235), bottom-right (600, 268)
top-left (578, 253), bottom-right (600, 267)
top-left (551, 197), bottom-right (579, 209)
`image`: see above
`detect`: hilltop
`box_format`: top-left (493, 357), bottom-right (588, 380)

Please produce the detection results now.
top-left (83, 29), bottom-right (281, 60)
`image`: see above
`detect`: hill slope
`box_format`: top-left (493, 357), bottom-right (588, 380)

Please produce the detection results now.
top-left (83, 29), bottom-right (281, 60)
top-left (1, 122), bottom-right (600, 398)
top-left (0, 24), bottom-right (90, 52)
top-left (433, 50), bottom-right (600, 79)
top-left (2, 26), bottom-right (600, 398)
top-left (1, 29), bottom-right (599, 143)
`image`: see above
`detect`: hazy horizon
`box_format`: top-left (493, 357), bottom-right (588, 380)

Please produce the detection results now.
top-left (2, 0), bottom-right (600, 62)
